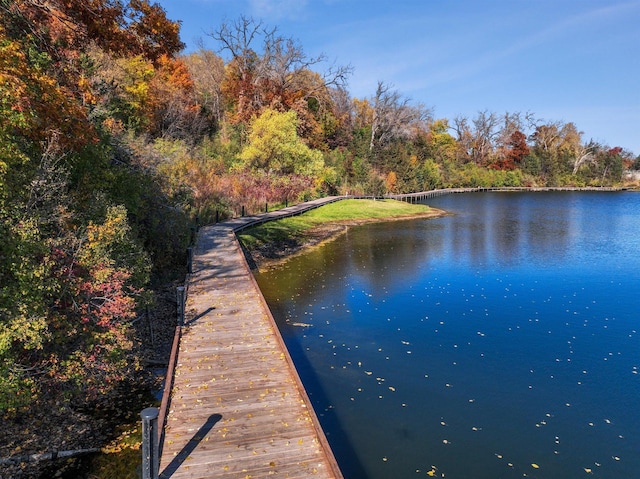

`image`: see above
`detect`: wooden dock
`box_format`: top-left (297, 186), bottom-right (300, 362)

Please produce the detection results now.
top-left (159, 197), bottom-right (344, 479)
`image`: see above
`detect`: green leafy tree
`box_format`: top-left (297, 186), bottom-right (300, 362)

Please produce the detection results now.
top-left (238, 108), bottom-right (324, 176)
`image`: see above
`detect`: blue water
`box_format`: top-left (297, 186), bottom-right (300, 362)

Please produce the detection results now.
top-left (255, 191), bottom-right (640, 479)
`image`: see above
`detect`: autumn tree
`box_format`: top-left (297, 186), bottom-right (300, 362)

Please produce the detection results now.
top-left (0, 139), bottom-right (151, 409)
top-left (492, 130), bottom-right (530, 170)
top-left (1, 0), bottom-right (183, 64)
top-left (209, 15), bottom-right (350, 126)
top-left (469, 110), bottom-right (503, 165)
top-left (238, 108), bottom-right (324, 177)
top-left (182, 48), bottom-right (226, 136)
top-left (325, 86), bottom-right (354, 148)
top-left (452, 115), bottom-right (474, 163)
top-left (0, 24), bottom-right (95, 151)
top-left (529, 121), bottom-right (584, 182)
top-left (0, 0), bottom-right (190, 416)
top-left (369, 81), bottom-right (430, 153)
top-left (1, 0), bottom-right (184, 149)
top-left (589, 145), bottom-right (624, 184)
top-left (147, 54), bottom-right (204, 140)
top-left (424, 119), bottom-right (457, 163)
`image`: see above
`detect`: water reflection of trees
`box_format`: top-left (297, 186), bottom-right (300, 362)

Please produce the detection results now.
top-left (258, 192), bottom-right (598, 308)
top-left (256, 219), bottom-right (448, 306)
top-left (433, 192), bottom-right (573, 267)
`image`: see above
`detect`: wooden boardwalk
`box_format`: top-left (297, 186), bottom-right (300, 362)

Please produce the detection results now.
top-left (159, 197), bottom-right (344, 479)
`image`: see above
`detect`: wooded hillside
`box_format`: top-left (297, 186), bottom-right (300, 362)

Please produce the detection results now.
top-left (1, 0), bottom-right (638, 440)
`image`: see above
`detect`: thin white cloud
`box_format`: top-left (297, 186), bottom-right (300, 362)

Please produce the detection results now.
top-left (248, 0), bottom-right (309, 20)
top-left (364, 1), bottom-right (640, 97)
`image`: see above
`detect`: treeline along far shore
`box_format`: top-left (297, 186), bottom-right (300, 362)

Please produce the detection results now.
top-left (1, 1), bottom-right (639, 475)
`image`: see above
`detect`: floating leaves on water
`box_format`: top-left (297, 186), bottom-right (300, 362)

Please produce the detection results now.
top-left (531, 463), bottom-right (540, 469)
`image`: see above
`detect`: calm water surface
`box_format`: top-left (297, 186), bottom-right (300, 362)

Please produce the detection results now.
top-left (255, 192), bottom-right (640, 479)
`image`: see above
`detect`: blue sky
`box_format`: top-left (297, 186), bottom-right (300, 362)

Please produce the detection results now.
top-left (157, 0), bottom-right (640, 155)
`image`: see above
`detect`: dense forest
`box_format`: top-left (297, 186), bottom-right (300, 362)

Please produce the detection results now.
top-left (1, 0), bottom-right (639, 457)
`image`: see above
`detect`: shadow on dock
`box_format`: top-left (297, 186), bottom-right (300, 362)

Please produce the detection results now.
top-left (160, 414), bottom-right (223, 478)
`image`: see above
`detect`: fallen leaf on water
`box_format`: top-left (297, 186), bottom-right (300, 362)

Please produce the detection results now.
top-left (532, 463), bottom-right (540, 469)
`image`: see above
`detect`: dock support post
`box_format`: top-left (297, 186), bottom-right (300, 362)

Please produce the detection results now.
top-left (141, 407), bottom-right (159, 479)
top-left (187, 247), bottom-right (193, 274)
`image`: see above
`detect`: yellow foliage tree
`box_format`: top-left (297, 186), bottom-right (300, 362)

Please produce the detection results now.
top-left (239, 109), bottom-right (324, 177)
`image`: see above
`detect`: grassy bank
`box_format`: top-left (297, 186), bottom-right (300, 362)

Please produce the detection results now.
top-left (237, 199), bottom-right (446, 265)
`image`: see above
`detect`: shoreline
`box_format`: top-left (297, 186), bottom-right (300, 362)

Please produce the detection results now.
top-left (241, 207), bottom-right (450, 269)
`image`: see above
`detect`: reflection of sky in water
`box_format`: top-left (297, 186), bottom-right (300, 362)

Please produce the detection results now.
top-left (256, 192), bottom-right (640, 479)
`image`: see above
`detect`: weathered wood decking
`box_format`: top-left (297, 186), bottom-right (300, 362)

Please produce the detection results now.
top-left (159, 197), bottom-right (344, 479)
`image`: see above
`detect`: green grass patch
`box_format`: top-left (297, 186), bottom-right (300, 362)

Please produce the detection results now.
top-left (238, 199), bottom-right (432, 248)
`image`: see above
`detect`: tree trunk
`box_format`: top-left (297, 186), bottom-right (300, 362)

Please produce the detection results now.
top-left (0, 448), bottom-right (101, 466)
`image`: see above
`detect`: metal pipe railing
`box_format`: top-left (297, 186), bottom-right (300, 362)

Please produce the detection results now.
top-left (141, 407), bottom-right (159, 479)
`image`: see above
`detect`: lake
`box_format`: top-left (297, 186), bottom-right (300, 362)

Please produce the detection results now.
top-left (254, 191), bottom-right (640, 479)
